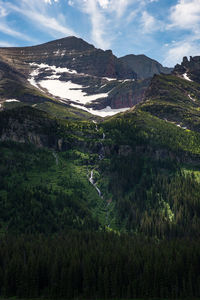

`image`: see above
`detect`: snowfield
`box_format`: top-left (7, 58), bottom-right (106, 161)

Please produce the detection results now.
top-left (28, 62), bottom-right (131, 116)
top-left (183, 73), bottom-right (192, 82)
top-left (39, 80), bottom-right (109, 104)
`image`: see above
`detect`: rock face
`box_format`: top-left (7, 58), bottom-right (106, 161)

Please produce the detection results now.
top-left (119, 54), bottom-right (172, 79)
top-left (0, 36), bottom-right (136, 80)
top-left (0, 36), bottom-right (169, 114)
top-left (174, 56), bottom-right (200, 83)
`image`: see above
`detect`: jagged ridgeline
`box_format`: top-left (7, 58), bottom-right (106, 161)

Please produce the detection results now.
top-left (1, 38), bottom-right (200, 299)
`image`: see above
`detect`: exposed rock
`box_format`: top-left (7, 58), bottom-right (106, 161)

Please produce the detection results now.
top-left (119, 54), bottom-right (172, 79)
top-left (174, 56), bottom-right (200, 83)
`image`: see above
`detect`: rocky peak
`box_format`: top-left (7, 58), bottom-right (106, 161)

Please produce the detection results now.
top-left (119, 54), bottom-right (172, 79)
top-left (174, 56), bottom-right (200, 83)
top-left (0, 36), bottom-right (136, 80)
top-left (34, 36), bottom-right (95, 52)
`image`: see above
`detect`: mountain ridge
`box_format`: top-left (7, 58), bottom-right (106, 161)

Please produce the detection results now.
top-left (0, 36), bottom-right (172, 116)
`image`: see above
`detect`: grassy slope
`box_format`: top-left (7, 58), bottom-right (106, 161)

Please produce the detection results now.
top-left (142, 74), bottom-right (200, 131)
top-left (1, 71), bottom-right (200, 236)
top-left (0, 141), bottom-right (109, 233)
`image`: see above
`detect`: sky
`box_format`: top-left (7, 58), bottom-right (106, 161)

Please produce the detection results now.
top-left (0, 0), bottom-right (200, 67)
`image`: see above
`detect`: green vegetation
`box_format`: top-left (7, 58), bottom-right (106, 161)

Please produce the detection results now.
top-left (1, 72), bottom-right (200, 299)
top-left (0, 233), bottom-right (200, 299)
top-left (35, 101), bottom-right (97, 120)
top-left (142, 74), bottom-right (200, 132)
top-left (0, 141), bottom-right (110, 233)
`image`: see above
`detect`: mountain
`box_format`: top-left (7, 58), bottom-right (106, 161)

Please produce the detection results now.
top-left (1, 38), bottom-right (200, 299)
top-left (119, 54), bottom-right (173, 79)
top-left (0, 37), bottom-right (166, 116)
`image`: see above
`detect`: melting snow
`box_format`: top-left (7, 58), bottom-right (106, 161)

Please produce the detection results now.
top-left (183, 73), bottom-right (192, 82)
top-left (188, 94), bottom-right (196, 101)
top-left (70, 103), bottom-right (129, 117)
top-left (103, 77), bottom-right (117, 81)
top-left (5, 99), bottom-right (20, 102)
top-left (29, 62), bottom-right (77, 74)
top-left (28, 68), bottom-right (41, 89)
top-left (45, 74), bottom-right (61, 79)
top-left (39, 80), bottom-right (109, 104)
top-left (28, 62), bottom-right (131, 117)
top-left (176, 124), bottom-right (187, 130)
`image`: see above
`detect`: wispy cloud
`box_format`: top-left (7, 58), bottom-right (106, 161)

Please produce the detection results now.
top-left (0, 22), bottom-right (33, 41)
top-left (2, 0), bottom-right (76, 42)
top-left (0, 1), bottom-right (36, 42)
top-left (0, 40), bottom-right (15, 47)
top-left (140, 11), bottom-right (157, 33)
top-left (71, 0), bottom-right (149, 50)
top-left (72, 0), bottom-right (111, 49)
top-left (44, 0), bottom-right (59, 4)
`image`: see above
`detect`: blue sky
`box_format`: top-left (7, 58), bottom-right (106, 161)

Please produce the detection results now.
top-left (0, 0), bottom-right (200, 67)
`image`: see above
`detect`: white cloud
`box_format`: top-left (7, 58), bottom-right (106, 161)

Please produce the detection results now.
top-left (6, 0), bottom-right (76, 38)
top-left (0, 41), bottom-right (15, 47)
top-left (0, 7), bottom-right (7, 17)
top-left (72, 0), bottom-right (138, 49)
top-left (110, 0), bottom-right (133, 18)
top-left (97, 0), bottom-right (133, 18)
top-left (169, 0), bottom-right (200, 30)
top-left (0, 1), bottom-right (34, 42)
top-left (164, 0), bottom-right (200, 66)
top-left (98, 0), bottom-right (110, 9)
top-left (44, 0), bottom-right (59, 3)
top-left (140, 11), bottom-right (157, 33)
top-left (163, 39), bottom-right (200, 67)
top-left (0, 22), bottom-right (34, 41)
top-left (82, 0), bottom-right (110, 49)
top-left (68, 0), bottom-right (74, 6)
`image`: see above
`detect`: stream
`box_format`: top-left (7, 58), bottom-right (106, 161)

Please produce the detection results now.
top-left (89, 169), bottom-right (102, 198)
top-left (88, 122), bottom-right (111, 227)
top-left (88, 121), bottom-right (105, 198)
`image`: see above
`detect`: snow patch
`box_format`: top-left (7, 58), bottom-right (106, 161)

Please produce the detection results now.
top-left (188, 94), bottom-right (196, 101)
top-left (183, 73), bottom-right (192, 82)
top-left (29, 62), bottom-right (77, 75)
top-left (28, 68), bottom-right (41, 89)
top-left (39, 80), bottom-right (109, 104)
top-left (176, 124), bottom-right (187, 130)
top-left (123, 79), bottom-right (135, 82)
top-left (103, 77), bottom-right (117, 81)
top-left (70, 103), bottom-right (129, 117)
top-left (45, 74), bottom-right (61, 79)
top-left (5, 99), bottom-right (20, 102)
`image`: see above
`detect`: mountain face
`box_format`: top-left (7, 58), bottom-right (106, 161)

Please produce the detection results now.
top-left (1, 38), bottom-right (200, 239)
top-left (119, 54), bottom-right (173, 79)
top-left (1, 39), bottom-right (200, 299)
top-left (1, 36), bottom-right (136, 79)
top-left (0, 36), bottom-right (167, 116)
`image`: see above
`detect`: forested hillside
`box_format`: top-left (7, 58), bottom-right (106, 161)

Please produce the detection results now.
top-left (1, 72), bottom-right (200, 299)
